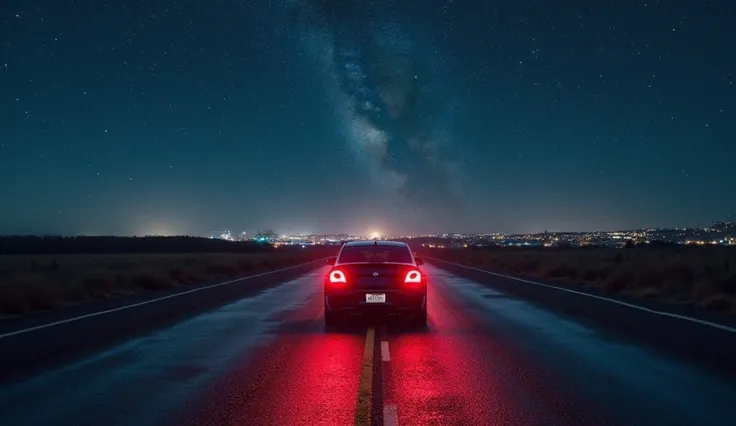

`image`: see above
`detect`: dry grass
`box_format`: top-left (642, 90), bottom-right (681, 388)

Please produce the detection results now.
top-left (0, 249), bottom-right (336, 316)
top-left (426, 247), bottom-right (736, 315)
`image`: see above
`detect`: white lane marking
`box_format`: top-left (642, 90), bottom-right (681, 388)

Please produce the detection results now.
top-left (381, 341), bottom-right (391, 362)
top-left (0, 258), bottom-right (329, 340)
top-left (430, 258), bottom-right (736, 334)
top-left (383, 404), bottom-right (398, 426)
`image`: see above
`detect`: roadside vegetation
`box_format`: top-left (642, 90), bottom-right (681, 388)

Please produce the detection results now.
top-left (424, 246), bottom-right (736, 315)
top-left (0, 236), bottom-right (338, 315)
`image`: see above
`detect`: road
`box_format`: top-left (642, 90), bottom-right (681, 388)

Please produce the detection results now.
top-left (1, 263), bottom-right (735, 425)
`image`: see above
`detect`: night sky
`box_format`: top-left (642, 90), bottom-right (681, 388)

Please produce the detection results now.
top-left (1, 0), bottom-right (734, 236)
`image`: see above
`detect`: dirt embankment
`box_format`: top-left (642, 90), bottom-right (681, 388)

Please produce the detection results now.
top-left (424, 246), bottom-right (736, 315)
top-left (0, 248), bottom-right (336, 315)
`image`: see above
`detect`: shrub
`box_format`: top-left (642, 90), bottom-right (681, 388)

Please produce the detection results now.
top-left (206, 263), bottom-right (238, 277)
top-left (133, 272), bottom-right (172, 290)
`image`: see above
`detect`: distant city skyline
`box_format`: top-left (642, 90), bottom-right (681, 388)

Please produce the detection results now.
top-left (199, 221), bottom-right (736, 249)
top-left (3, 218), bottom-right (733, 239)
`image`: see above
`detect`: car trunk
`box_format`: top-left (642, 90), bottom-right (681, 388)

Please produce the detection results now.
top-left (337, 263), bottom-right (414, 290)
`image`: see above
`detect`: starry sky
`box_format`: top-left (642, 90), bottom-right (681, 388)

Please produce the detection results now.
top-left (1, 0), bottom-right (734, 236)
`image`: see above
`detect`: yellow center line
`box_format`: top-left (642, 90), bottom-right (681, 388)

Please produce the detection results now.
top-left (355, 326), bottom-right (375, 426)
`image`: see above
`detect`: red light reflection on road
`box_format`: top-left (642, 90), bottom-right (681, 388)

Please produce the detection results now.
top-left (263, 332), bottom-right (362, 425)
top-left (384, 284), bottom-right (533, 426)
top-left (174, 311), bottom-right (364, 426)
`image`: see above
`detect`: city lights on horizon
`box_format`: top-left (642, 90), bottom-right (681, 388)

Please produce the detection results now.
top-left (196, 220), bottom-right (735, 249)
top-left (130, 219), bottom-right (735, 246)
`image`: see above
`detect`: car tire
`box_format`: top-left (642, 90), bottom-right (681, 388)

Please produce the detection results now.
top-left (324, 308), bottom-right (339, 327)
top-left (413, 306), bottom-right (427, 327)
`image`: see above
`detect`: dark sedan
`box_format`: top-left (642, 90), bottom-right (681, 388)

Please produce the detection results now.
top-left (323, 240), bottom-right (427, 326)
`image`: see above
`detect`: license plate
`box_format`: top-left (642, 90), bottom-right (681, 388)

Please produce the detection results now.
top-left (365, 293), bottom-right (386, 303)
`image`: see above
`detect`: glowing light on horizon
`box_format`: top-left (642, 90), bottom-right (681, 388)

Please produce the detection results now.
top-left (138, 225), bottom-right (177, 237)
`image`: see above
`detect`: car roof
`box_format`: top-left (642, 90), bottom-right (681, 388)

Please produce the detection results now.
top-left (343, 240), bottom-right (408, 247)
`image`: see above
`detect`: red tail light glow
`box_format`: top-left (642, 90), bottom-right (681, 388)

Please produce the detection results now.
top-left (329, 270), bottom-right (347, 284)
top-left (404, 270), bottom-right (422, 284)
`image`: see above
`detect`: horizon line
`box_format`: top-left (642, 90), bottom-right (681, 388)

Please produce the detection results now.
top-left (0, 221), bottom-right (732, 240)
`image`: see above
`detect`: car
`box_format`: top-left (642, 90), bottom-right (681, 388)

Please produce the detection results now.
top-left (323, 240), bottom-right (427, 327)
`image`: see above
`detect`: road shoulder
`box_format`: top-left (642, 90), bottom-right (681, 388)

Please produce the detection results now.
top-left (0, 260), bottom-right (327, 384)
top-left (429, 258), bottom-right (736, 378)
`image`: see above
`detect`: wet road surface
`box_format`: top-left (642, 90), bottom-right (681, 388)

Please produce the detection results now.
top-left (1, 265), bottom-right (735, 425)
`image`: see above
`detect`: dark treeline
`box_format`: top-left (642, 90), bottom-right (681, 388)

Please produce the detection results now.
top-left (0, 236), bottom-right (279, 255)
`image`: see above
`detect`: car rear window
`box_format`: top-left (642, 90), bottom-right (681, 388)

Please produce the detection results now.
top-left (338, 245), bottom-right (413, 264)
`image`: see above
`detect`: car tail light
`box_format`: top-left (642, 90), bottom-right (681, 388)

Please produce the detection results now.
top-left (404, 269), bottom-right (422, 284)
top-left (329, 269), bottom-right (347, 284)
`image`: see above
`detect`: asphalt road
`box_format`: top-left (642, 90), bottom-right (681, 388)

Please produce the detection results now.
top-left (1, 263), bottom-right (735, 426)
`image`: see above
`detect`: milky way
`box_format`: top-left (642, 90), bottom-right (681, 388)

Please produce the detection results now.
top-left (287, 0), bottom-right (465, 211)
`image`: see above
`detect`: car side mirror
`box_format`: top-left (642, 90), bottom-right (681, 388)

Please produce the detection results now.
top-left (414, 257), bottom-right (424, 266)
top-left (326, 256), bottom-right (337, 265)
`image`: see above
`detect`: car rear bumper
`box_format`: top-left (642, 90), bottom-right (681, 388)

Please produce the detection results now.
top-left (325, 291), bottom-right (426, 314)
